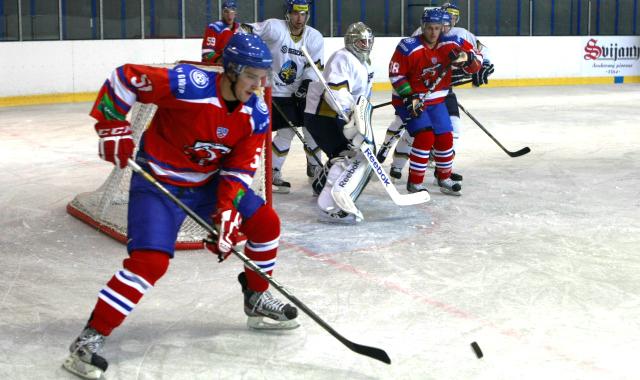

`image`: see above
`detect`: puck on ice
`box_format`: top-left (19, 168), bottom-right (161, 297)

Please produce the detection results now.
top-left (470, 341), bottom-right (483, 358)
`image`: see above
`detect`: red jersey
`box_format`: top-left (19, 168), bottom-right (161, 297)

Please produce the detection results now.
top-left (90, 64), bottom-right (270, 212)
top-left (201, 21), bottom-right (240, 63)
top-left (389, 34), bottom-right (481, 107)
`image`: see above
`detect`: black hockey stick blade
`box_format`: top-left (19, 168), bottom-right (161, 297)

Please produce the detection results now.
top-left (346, 341), bottom-right (392, 364)
top-left (508, 146), bottom-right (531, 157)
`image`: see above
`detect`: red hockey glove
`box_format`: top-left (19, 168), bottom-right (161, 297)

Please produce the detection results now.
top-left (403, 94), bottom-right (424, 118)
top-left (95, 121), bottom-right (134, 169)
top-left (206, 209), bottom-right (242, 262)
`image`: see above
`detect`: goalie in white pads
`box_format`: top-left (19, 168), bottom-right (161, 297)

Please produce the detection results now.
top-left (304, 22), bottom-right (375, 224)
top-left (243, 0), bottom-right (325, 194)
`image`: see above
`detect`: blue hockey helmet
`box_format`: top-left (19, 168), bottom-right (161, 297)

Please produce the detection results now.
top-left (441, 11), bottom-right (452, 26)
top-left (422, 8), bottom-right (445, 24)
top-left (223, 33), bottom-right (273, 74)
top-left (441, 2), bottom-right (461, 25)
top-left (284, 0), bottom-right (310, 14)
top-left (222, 0), bottom-right (238, 10)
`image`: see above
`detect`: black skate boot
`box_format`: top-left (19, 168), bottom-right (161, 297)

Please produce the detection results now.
top-left (238, 272), bottom-right (299, 330)
top-left (406, 181), bottom-right (429, 193)
top-left (433, 169), bottom-right (463, 183)
top-left (390, 166), bottom-right (402, 181)
top-left (62, 327), bottom-right (108, 379)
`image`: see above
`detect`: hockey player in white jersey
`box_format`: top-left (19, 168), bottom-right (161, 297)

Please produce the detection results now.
top-left (378, 2), bottom-right (495, 183)
top-left (243, 0), bottom-right (325, 194)
top-left (304, 22), bottom-right (375, 223)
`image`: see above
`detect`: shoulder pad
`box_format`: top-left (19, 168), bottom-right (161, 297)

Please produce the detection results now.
top-left (397, 37), bottom-right (422, 55)
top-left (248, 95), bottom-right (270, 134)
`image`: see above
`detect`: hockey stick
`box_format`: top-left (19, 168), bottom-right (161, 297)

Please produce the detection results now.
top-left (457, 103), bottom-right (531, 157)
top-left (301, 46), bottom-right (430, 206)
top-left (271, 100), bottom-right (324, 168)
top-left (372, 101), bottom-right (392, 109)
top-left (127, 159), bottom-right (391, 365)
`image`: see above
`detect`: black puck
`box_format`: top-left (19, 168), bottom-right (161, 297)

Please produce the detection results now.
top-left (470, 341), bottom-right (483, 358)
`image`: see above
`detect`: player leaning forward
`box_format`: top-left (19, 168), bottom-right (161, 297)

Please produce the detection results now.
top-left (304, 22), bottom-right (375, 223)
top-left (63, 34), bottom-right (298, 380)
top-left (244, 0), bottom-right (325, 193)
top-left (389, 8), bottom-right (481, 194)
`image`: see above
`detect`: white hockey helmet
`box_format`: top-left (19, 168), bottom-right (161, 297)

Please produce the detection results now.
top-left (344, 22), bottom-right (374, 63)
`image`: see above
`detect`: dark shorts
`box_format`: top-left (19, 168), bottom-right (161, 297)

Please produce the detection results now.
top-left (272, 97), bottom-right (304, 131)
top-left (303, 113), bottom-right (350, 159)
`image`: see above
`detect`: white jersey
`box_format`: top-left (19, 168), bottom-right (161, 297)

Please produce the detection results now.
top-left (305, 48), bottom-right (373, 118)
top-left (249, 19), bottom-right (324, 97)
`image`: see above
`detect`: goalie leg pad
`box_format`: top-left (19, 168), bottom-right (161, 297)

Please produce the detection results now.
top-left (330, 150), bottom-right (373, 221)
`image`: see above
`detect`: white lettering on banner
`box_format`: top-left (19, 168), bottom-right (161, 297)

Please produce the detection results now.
top-left (363, 147), bottom-right (391, 186)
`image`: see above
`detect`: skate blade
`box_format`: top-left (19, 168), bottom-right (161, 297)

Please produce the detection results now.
top-left (62, 354), bottom-right (105, 380)
top-left (247, 316), bottom-right (300, 330)
top-left (439, 187), bottom-right (462, 196)
top-left (272, 186), bottom-right (291, 194)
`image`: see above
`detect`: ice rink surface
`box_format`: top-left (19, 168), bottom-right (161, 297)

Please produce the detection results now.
top-left (1, 84), bottom-right (639, 379)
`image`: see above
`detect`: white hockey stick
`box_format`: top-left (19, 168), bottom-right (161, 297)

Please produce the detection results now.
top-left (300, 46), bottom-right (430, 206)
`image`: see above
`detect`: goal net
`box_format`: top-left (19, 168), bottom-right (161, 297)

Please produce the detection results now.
top-left (67, 62), bottom-right (273, 250)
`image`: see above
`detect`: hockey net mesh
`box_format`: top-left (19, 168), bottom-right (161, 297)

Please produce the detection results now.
top-left (67, 63), bottom-right (272, 250)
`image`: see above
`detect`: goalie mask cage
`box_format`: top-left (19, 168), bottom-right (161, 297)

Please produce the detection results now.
top-left (67, 62), bottom-right (273, 250)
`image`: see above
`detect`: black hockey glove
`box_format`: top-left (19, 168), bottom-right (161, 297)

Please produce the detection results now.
top-left (451, 67), bottom-right (472, 87)
top-left (293, 79), bottom-right (312, 101)
top-left (403, 94), bottom-right (424, 118)
top-left (472, 61), bottom-right (495, 87)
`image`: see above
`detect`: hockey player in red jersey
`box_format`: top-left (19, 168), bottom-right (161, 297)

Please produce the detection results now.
top-left (389, 8), bottom-right (481, 195)
top-left (201, 0), bottom-right (240, 63)
top-left (63, 34), bottom-right (299, 380)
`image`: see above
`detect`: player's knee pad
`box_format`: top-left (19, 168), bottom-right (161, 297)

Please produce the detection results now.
top-left (433, 131), bottom-right (454, 151)
top-left (412, 130), bottom-right (436, 151)
top-left (242, 204), bottom-right (280, 243)
top-left (124, 250), bottom-right (170, 285)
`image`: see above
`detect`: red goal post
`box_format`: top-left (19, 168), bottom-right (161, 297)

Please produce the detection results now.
top-left (66, 61), bottom-right (273, 250)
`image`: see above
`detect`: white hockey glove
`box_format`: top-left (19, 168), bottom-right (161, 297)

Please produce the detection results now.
top-left (342, 114), bottom-right (365, 149)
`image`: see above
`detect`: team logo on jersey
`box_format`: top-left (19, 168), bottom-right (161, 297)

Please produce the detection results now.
top-left (183, 141), bottom-right (231, 166)
top-left (256, 98), bottom-right (269, 115)
top-left (216, 126), bottom-right (229, 138)
top-left (278, 60), bottom-right (298, 85)
top-left (190, 69), bottom-right (209, 89)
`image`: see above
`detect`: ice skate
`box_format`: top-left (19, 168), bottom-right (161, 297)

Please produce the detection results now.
top-left (406, 181), bottom-right (429, 194)
top-left (62, 327), bottom-right (108, 380)
top-left (438, 177), bottom-right (462, 196)
top-left (272, 168), bottom-right (291, 194)
top-left (433, 170), bottom-right (463, 184)
top-left (238, 272), bottom-right (299, 330)
top-left (390, 166), bottom-right (402, 182)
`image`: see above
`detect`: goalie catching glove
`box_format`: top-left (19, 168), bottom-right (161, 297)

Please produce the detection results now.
top-left (206, 209), bottom-right (242, 262)
top-left (95, 120), bottom-right (134, 169)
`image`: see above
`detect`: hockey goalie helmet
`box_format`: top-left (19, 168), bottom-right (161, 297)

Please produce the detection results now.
top-left (344, 22), bottom-right (374, 64)
top-left (223, 33), bottom-right (273, 74)
top-left (441, 2), bottom-right (461, 26)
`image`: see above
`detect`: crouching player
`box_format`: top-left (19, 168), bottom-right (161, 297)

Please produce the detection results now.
top-left (304, 22), bottom-right (375, 223)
